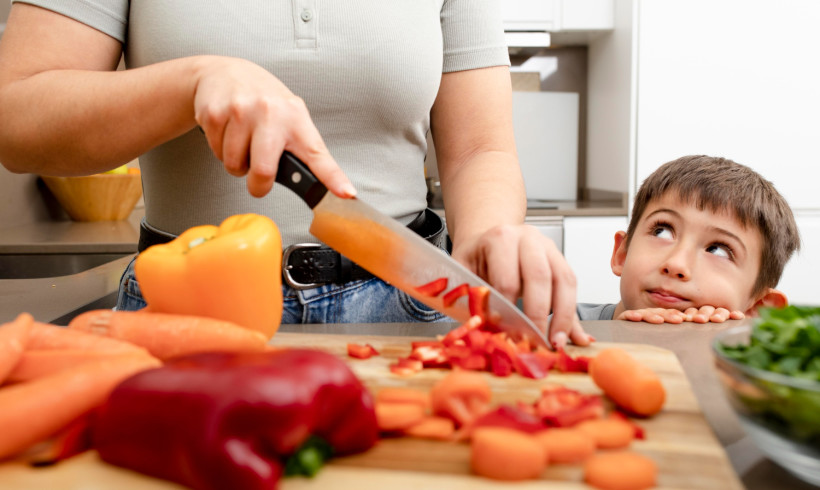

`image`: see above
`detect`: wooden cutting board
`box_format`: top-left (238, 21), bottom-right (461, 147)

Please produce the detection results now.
top-left (0, 333), bottom-right (743, 489)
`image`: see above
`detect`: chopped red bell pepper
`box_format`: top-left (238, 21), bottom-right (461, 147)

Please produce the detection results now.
top-left (93, 349), bottom-right (378, 490)
top-left (347, 343), bottom-right (379, 360)
top-left (415, 277), bottom-right (449, 297)
top-left (442, 315), bottom-right (482, 346)
top-left (533, 385), bottom-right (604, 428)
top-left (467, 286), bottom-right (490, 320)
top-left (389, 357), bottom-right (424, 376)
top-left (555, 349), bottom-right (592, 373)
top-left (442, 283), bottom-right (470, 308)
top-left (513, 352), bottom-right (553, 379)
top-left (468, 404), bottom-right (546, 435)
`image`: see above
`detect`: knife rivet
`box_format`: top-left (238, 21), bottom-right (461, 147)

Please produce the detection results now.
top-left (291, 172), bottom-right (302, 184)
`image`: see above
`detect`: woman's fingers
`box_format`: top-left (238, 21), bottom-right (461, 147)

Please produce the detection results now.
top-left (193, 57), bottom-right (353, 198)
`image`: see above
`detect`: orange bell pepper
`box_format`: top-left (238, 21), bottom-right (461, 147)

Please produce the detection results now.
top-left (134, 214), bottom-right (283, 339)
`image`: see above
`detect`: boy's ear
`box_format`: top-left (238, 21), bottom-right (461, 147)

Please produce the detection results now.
top-left (610, 231), bottom-right (628, 277)
top-left (745, 288), bottom-right (789, 317)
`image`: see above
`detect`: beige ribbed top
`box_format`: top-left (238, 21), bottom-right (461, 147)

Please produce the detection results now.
top-left (15, 0), bottom-right (510, 246)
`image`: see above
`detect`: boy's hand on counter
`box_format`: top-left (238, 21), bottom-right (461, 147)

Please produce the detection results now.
top-left (618, 306), bottom-right (744, 324)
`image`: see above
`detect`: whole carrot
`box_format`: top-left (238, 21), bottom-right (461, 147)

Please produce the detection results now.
top-left (28, 321), bottom-right (147, 354)
top-left (7, 349), bottom-right (131, 384)
top-left (0, 313), bottom-right (33, 384)
top-left (588, 348), bottom-right (666, 417)
top-left (0, 354), bottom-right (160, 461)
top-left (68, 310), bottom-right (268, 360)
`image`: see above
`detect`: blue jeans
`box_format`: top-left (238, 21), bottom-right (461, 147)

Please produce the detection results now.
top-left (116, 257), bottom-right (448, 324)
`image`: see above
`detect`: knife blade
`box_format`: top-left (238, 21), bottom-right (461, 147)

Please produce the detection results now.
top-left (275, 151), bottom-right (550, 349)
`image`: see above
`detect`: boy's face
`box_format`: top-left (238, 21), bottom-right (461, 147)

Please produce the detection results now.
top-left (612, 194), bottom-right (763, 314)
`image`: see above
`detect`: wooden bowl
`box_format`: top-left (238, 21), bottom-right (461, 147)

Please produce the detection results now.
top-left (41, 172), bottom-right (143, 221)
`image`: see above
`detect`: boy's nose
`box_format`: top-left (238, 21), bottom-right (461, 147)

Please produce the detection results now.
top-left (661, 250), bottom-right (691, 280)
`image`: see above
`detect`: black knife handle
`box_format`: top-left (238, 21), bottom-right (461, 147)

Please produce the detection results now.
top-left (275, 151), bottom-right (328, 209)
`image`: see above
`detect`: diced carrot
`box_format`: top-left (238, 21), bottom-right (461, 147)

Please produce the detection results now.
top-left (403, 416), bottom-right (455, 440)
top-left (431, 371), bottom-right (492, 427)
top-left (470, 427), bottom-right (546, 480)
top-left (28, 321), bottom-right (146, 354)
top-left (0, 313), bottom-right (33, 384)
top-left (584, 451), bottom-right (657, 490)
top-left (374, 402), bottom-right (426, 432)
top-left (6, 349), bottom-right (131, 384)
top-left (589, 348), bottom-right (666, 417)
top-left (68, 310), bottom-right (268, 360)
top-left (0, 354), bottom-right (160, 461)
top-left (375, 387), bottom-right (431, 411)
top-left (575, 417), bottom-right (635, 449)
top-left (535, 428), bottom-right (596, 464)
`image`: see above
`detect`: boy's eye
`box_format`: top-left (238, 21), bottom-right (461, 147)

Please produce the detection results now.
top-left (706, 243), bottom-right (733, 259)
top-left (651, 223), bottom-right (673, 239)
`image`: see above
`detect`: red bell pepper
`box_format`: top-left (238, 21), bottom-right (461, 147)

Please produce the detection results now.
top-left (532, 385), bottom-right (604, 428)
top-left (93, 349), bottom-right (378, 490)
top-left (415, 277), bottom-right (449, 297)
top-left (347, 343), bottom-right (379, 359)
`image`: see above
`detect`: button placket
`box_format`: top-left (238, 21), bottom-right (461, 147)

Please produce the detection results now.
top-left (292, 0), bottom-right (317, 49)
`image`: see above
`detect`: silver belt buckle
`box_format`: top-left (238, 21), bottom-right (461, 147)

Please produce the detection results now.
top-left (282, 243), bottom-right (323, 290)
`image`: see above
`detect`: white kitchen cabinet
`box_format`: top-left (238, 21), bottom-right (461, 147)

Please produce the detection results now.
top-left (526, 216), bottom-right (564, 252)
top-left (777, 213), bottom-right (820, 306)
top-left (563, 216), bottom-right (627, 305)
top-left (502, 0), bottom-right (614, 33)
top-left (580, 0), bottom-right (820, 304)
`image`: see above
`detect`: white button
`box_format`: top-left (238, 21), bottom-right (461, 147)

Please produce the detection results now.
top-left (300, 9), bottom-right (313, 22)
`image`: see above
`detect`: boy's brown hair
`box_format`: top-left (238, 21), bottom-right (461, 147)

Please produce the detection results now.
top-left (626, 155), bottom-right (800, 297)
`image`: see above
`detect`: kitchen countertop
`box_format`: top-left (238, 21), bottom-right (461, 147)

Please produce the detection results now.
top-left (0, 259), bottom-right (812, 488)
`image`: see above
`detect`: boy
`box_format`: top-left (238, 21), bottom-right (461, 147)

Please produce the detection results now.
top-left (578, 155), bottom-right (800, 323)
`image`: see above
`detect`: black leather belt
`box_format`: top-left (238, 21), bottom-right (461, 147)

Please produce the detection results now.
top-left (137, 209), bottom-right (448, 290)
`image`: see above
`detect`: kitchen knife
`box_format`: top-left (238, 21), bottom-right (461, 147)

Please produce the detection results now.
top-left (274, 151), bottom-right (551, 349)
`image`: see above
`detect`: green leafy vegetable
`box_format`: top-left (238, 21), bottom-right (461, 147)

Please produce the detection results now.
top-left (717, 306), bottom-right (820, 444)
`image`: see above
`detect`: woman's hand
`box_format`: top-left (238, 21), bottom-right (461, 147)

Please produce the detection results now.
top-left (617, 306), bottom-right (744, 324)
top-left (452, 224), bottom-right (592, 350)
top-left (192, 57), bottom-right (355, 198)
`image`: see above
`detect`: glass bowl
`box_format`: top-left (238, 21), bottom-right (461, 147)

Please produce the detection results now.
top-left (713, 324), bottom-right (820, 486)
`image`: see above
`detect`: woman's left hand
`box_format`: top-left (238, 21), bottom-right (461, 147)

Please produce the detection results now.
top-left (452, 223), bottom-right (592, 350)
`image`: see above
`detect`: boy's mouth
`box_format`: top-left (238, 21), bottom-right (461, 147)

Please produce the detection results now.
top-left (647, 288), bottom-right (689, 306)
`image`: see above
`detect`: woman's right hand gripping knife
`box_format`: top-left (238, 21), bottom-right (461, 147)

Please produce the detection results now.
top-left (92, 349), bottom-right (379, 490)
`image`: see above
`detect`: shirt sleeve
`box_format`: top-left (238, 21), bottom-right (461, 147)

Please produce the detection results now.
top-left (440, 0), bottom-right (510, 73)
top-left (12, 0), bottom-right (129, 42)
top-left (576, 303), bottom-right (618, 321)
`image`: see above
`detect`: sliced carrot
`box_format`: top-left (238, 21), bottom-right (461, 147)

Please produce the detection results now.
top-left (68, 310), bottom-right (268, 360)
top-left (375, 387), bottom-right (431, 411)
top-left (471, 427), bottom-right (546, 481)
top-left (6, 349), bottom-right (131, 384)
top-left (0, 313), bottom-right (33, 384)
top-left (374, 402), bottom-right (426, 432)
top-left (535, 428), bottom-right (596, 464)
top-left (589, 348), bottom-right (666, 417)
top-left (403, 416), bottom-right (455, 440)
top-left (28, 321), bottom-right (146, 354)
top-left (584, 451), bottom-right (657, 490)
top-left (431, 370), bottom-right (492, 427)
top-left (575, 417), bottom-right (636, 449)
top-left (0, 354), bottom-right (160, 461)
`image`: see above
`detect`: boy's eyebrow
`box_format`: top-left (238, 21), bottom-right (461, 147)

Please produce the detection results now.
top-left (646, 208), bottom-right (748, 255)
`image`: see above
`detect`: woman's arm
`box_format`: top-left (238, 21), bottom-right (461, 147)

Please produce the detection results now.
top-left (0, 4), bottom-right (353, 198)
top-left (431, 65), bottom-right (589, 348)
